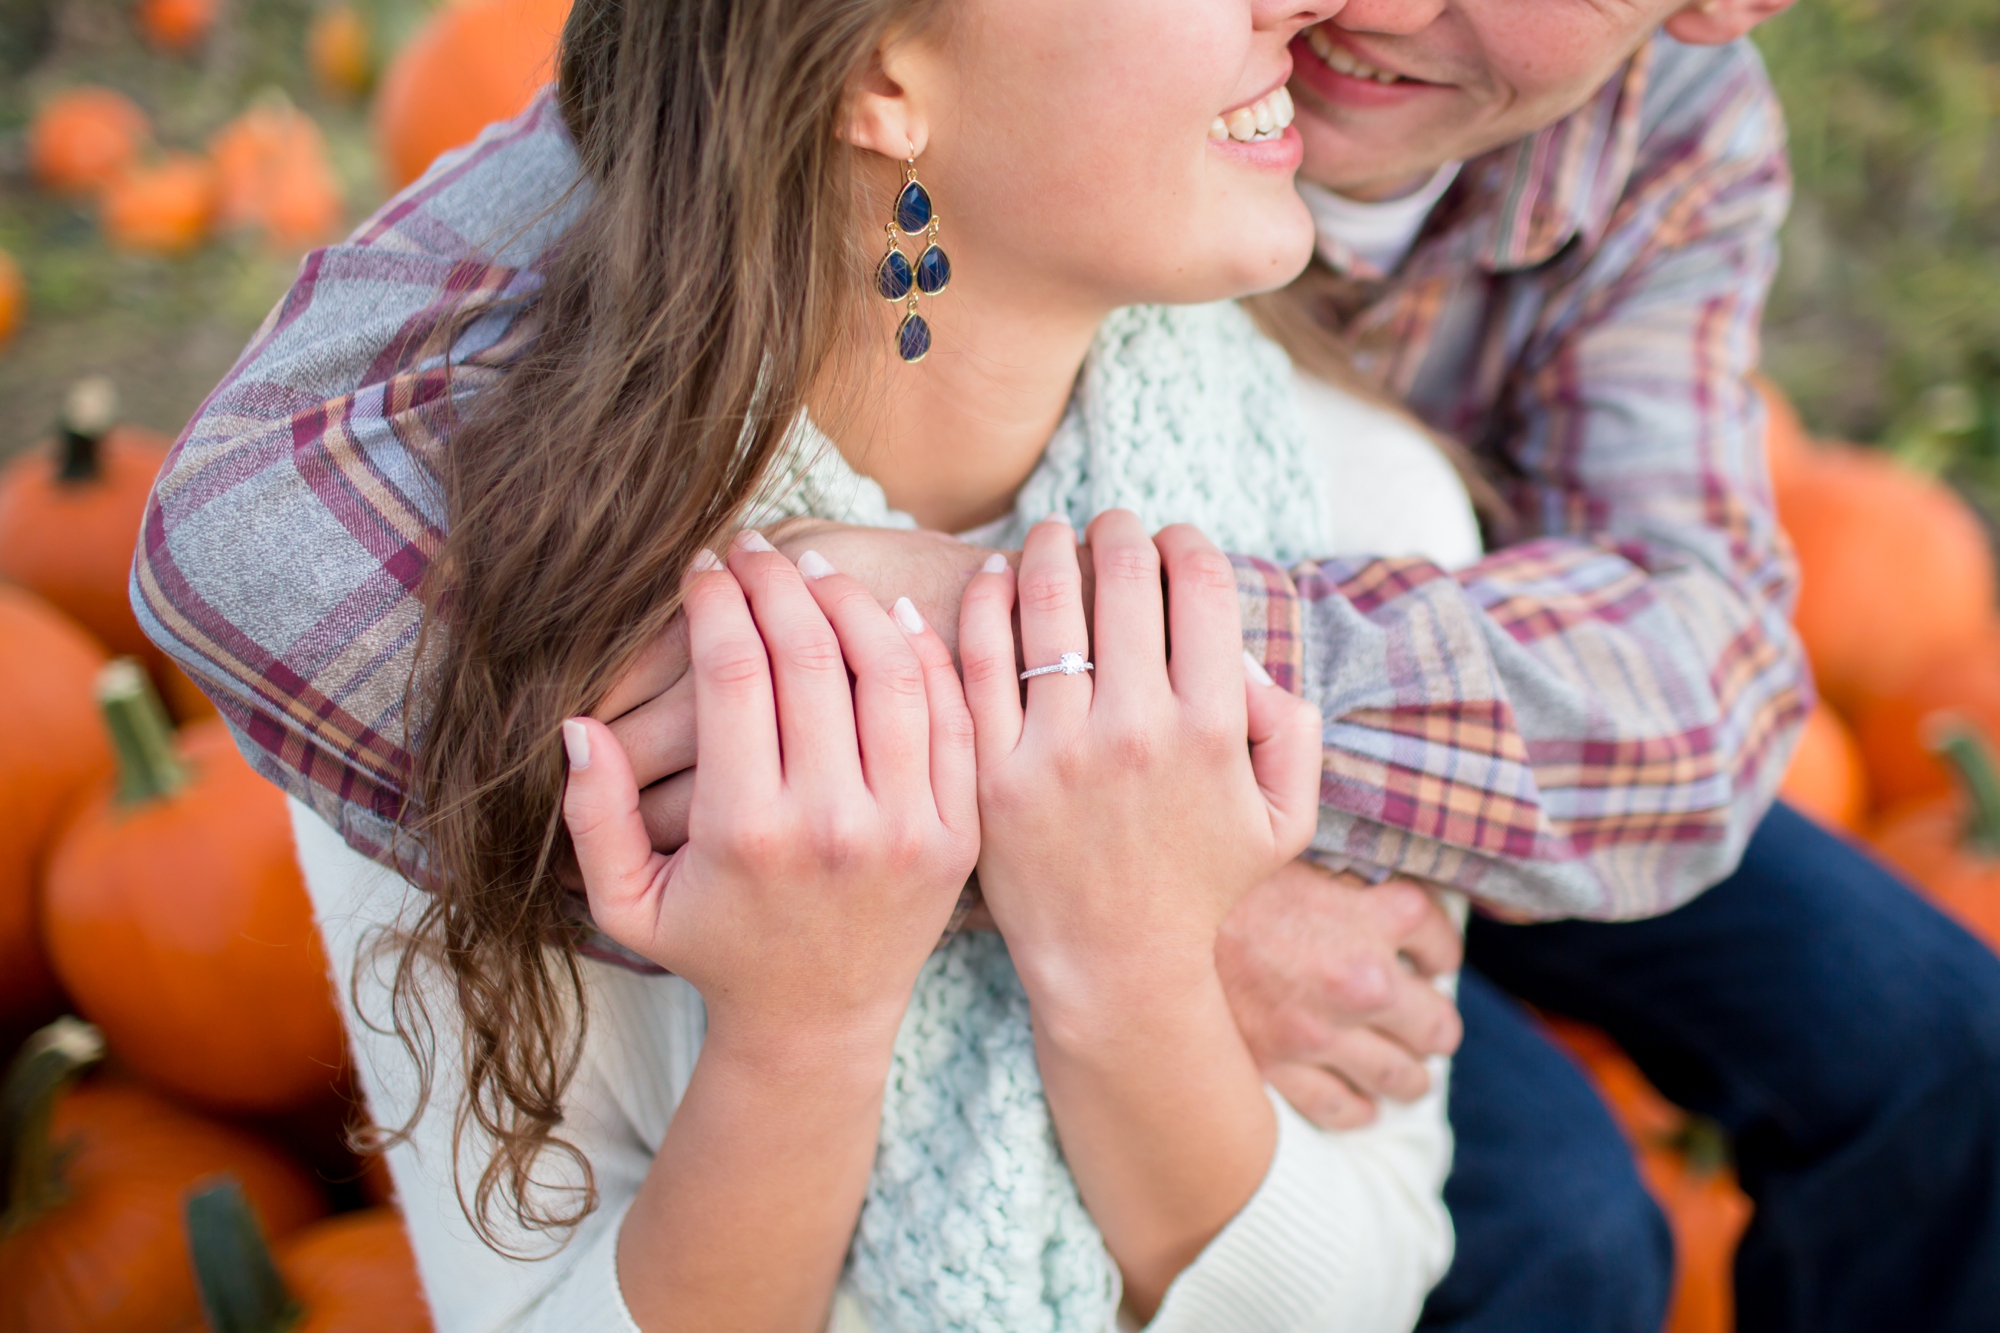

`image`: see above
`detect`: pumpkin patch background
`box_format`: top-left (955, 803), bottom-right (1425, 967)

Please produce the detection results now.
top-left (2, 2), bottom-right (1999, 1332)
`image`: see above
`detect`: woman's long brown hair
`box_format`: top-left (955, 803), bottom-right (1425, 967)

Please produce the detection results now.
top-left (388, 0), bottom-right (940, 1248)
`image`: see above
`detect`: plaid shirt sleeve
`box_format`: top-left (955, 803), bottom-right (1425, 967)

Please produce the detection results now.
top-left (1245, 51), bottom-right (1809, 921)
top-left (131, 96), bottom-right (581, 867)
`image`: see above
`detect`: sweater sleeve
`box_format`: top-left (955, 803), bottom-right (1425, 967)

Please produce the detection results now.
top-left (1143, 1075), bottom-right (1455, 1333)
top-left (1239, 45), bottom-right (1807, 922)
top-left (291, 798), bottom-right (687, 1333)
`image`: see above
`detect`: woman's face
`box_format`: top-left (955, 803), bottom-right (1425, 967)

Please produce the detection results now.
top-left (898, 0), bottom-right (1341, 319)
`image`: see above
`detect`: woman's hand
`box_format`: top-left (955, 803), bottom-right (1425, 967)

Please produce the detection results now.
top-left (560, 533), bottom-right (978, 1332)
top-left (958, 511), bottom-right (1322, 1016)
top-left (562, 530), bottom-right (979, 1053)
top-left (954, 510), bottom-right (1321, 1318)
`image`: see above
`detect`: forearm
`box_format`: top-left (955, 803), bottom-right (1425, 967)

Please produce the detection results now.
top-left (1029, 960), bottom-right (1276, 1322)
top-left (618, 1021), bottom-right (895, 1331)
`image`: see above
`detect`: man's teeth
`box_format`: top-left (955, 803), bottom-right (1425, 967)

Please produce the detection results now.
top-left (1305, 25), bottom-right (1404, 84)
top-left (1208, 86), bottom-right (1295, 144)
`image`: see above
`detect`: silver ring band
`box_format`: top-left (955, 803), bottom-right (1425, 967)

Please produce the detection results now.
top-left (1021, 651), bottom-right (1093, 681)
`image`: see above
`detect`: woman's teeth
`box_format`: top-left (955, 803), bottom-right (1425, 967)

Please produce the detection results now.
top-left (1305, 26), bottom-right (1404, 84)
top-left (1209, 86), bottom-right (1296, 144)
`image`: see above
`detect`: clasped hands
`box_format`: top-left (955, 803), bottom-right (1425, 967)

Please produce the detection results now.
top-left (580, 518), bottom-right (1462, 1126)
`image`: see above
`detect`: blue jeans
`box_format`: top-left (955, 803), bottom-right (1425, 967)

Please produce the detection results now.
top-left (1421, 803), bottom-right (2000, 1332)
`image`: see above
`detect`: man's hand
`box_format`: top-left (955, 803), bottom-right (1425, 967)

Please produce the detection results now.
top-left (1217, 861), bottom-right (1464, 1130)
top-left (593, 521), bottom-right (1005, 853)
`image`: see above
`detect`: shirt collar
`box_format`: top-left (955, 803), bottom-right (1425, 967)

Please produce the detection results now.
top-left (1459, 37), bottom-right (1656, 273)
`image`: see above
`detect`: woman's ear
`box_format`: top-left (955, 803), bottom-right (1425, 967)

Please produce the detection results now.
top-left (842, 41), bottom-right (931, 161)
top-left (1662, 0), bottom-right (1797, 46)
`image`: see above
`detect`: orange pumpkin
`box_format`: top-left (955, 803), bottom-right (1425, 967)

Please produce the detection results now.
top-left (307, 4), bottom-right (373, 101)
top-left (211, 97), bottom-right (345, 250)
top-left (1777, 701), bottom-right (1868, 832)
top-left (0, 1019), bottom-right (327, 1333)
top-left (211, 99), bottom-right (344, 249)
top-left (1544, 1017), bottom-right (1751, 1333)
top-left (29, 87), bottom-right (152, 198)
top-left (1852, 629), bottom-right (2000, 815)
top-left (373, 0), bottom-right (570, 190)
top-left (101, 152), bottom-right (218, 254)
top-left (0, 378), bottom-right (210, 723)
top-left (1776, 445), bottom-right (1997, 713)
top-left (136, 0), bottom-right (216, 52)
top-left (42, 664), bottom-right (347, 1114)
top-left (0, 246), bottom-right (22, 349)
top-left (1870, 724), bottom-right (2000, 953)
top-left (184, 1183), bottom-right (432, 1333)
top-left (1753, 373), bottom-right (1812, 495)
top-left (0, 591), bottom-right (112, 1039)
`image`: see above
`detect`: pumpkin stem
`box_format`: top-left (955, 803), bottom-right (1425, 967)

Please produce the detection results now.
top-left (98, 658), bottom-right (186, 804)
top-left (54, 376), bottom-right (118, 484)
top-left (1, 1017), bottom-right (107, 1234)
top-left (1928, 719), bottom-right (2000, 856)
top-left (186, 1178), bottom-right (305, 1333)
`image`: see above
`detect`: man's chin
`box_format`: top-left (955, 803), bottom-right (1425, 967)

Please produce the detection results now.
top-left (1293, 116), bottom-right (1451, 202)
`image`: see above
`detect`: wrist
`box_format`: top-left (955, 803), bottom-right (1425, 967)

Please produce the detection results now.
top-left (1022, 946), bottom-right (1230, 1059)
top-left (701, 1001), bottom-right (904, 1091)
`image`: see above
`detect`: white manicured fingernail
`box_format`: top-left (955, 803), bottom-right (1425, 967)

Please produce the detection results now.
top-left (1243, 650), bottom-right (1274, 688)
top-left (1043, 512), bottom-right (1070, 528)
top-left (981, 552), bottom-right (1009, 575)
top-left (691, 548), bottom-right (723, 573)
top-left (797, 549), bottom-right (836, 580)
top-left (562, 719), bottom-right (592, 770)
top-left (736, 529), bottom-right (776, 553)
top-left (893, 596), bottom-right (926, 634)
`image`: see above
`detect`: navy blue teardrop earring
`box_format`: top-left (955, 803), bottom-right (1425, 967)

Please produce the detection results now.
top-left (875, 149), bottom-right (950, 363)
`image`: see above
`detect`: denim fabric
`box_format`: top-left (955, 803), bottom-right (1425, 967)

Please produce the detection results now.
top-left (1435, 802), bottom-right (2000, 1332)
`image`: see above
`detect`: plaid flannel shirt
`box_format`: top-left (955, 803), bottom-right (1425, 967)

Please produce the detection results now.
top-left (134, 33), bottom-right (1806, 923)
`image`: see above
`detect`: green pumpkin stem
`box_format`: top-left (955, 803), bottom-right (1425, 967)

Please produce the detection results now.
top-left (1, 1017), bottom-right (107, 1234)
top-left (97, 658), bottom-right (186, 804)
top-left (1930, 721), bottom-right (2000, 856)
top-left (185, 1178), bottom-right (305, 1333)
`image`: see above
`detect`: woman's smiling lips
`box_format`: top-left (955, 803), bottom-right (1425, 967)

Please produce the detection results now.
top-left (1209, 77), bottom-right (1304, 170)
top-left (1290, 25), bottom-right (1447, 109)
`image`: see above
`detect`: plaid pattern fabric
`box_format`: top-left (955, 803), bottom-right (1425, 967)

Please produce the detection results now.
top-left (134, 35), bottom-right (1806, 921)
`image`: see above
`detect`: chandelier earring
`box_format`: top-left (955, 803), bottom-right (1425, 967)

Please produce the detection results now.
top-left (874, 148), bottom-right (951, 363)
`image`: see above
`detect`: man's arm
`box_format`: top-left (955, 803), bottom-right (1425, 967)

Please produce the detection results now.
top-left (1243, 41), bottom-right (1807, 921)
top-left (132, 94), bottom-right (583, 869)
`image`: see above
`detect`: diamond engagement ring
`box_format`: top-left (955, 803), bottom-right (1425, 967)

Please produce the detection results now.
top-left (1020, 651), bottom-right (1093, 681)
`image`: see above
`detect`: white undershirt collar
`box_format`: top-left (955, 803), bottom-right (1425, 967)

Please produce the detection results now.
top-left (1298, 161), bottom-right (1462, 277)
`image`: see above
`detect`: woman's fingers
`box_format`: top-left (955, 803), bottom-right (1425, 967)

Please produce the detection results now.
top-left (1155, 524), bottom-right (1249, 718)
top-left (1083, 510), bottom-right (1168, 702)
top-left (959, 554), bottom-right (1024, 765)
top-left (1015, 517), bottom-right (1093, 739)
top-left (727, 531), bottom-right (864, 796)
top-left (562, 716), bottom-right (676, 951)
top-left (683, 551), bottom-right (782, 815)
top-left (795, 550), bottom-right (933, 805)
top-left (1244, 651), bottom-right (1324, 859)
top-left (893, 595), bottom-right (979, 838)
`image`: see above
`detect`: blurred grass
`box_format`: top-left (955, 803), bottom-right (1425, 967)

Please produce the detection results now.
top-left (1755, 2), bottom-right (2000, 517)
top-left (0, 0), bottom-right (427, 459)
top-left (1, 1), bottom-right (1997, 521)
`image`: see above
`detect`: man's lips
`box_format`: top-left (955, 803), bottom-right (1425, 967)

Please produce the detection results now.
top-left (1291, 25), bottom-right (1450, 110)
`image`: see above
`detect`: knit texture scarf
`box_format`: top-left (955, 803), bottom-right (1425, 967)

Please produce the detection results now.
top-left (752, 301), bottom-right (1332, 1332)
